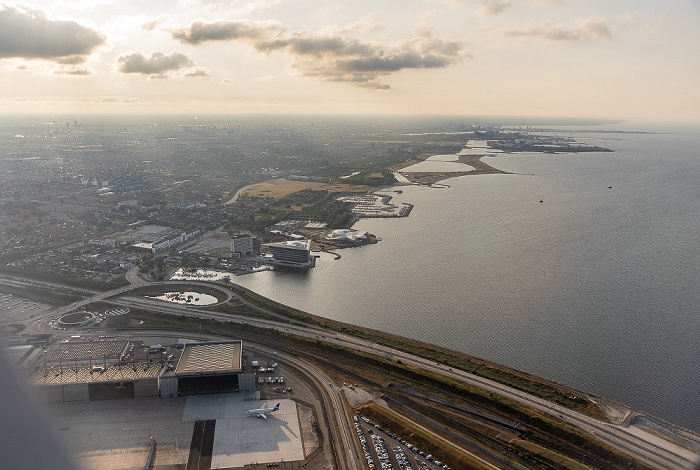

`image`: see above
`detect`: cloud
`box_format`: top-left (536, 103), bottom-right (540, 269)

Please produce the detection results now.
top-left (55, 55), bottom-right (89, 65)
top-left (171, 20), bottom-right (465, 88)
top-left (185, 68), bottom-right (209, 77)
top-left (413, 10), bottom-right (438, 36)
top-left (429, 0), bottom-right (468, 5)
top-left (258, 34), bottom-right (465, 88)
top-left (475, 0), bottom-right (564, 16)
top-left (477, 1), bottom-right (514, 17)
top-left (338, 13), bottom-right (383, 35)
top-left (53, 66), bottom-right (91, 76)
top-left (143, 17), bottom-right (168, 32)
top-left (0, 5), bottom-right (104, 62)
top-left (116, 50), bottom-right (195, 78)
top-left (619, 9), bottom-right (661, 34)
top-left (100, 98), bottom-right (136, 104)
top-left (171, 19), bottom-right (283, 45)
top-left (497, 17), bottom-right (612, 43)
top-left (434, 0), bottom-right (563, 10)
top-left (532, 0), bottom-right (563, 5)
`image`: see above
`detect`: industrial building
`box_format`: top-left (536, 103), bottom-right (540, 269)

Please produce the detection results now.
top-left (131, 228), bottom-right (201, 253)
top-left (30, 340), bottom-right (255, 402)
top-left (160, 341), bottom-right (255, 396)
top-left (112, 224), bottom-right (201, 254)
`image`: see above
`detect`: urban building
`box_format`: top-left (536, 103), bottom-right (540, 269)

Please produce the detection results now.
top-left (324, 229), bottom-right (368, 244)
top-left (263, 240), bottom-right (315, 269)
top-left (130, 228), bottom-right (201, 254)
top-left (231, 234), bottom-right (260, 258)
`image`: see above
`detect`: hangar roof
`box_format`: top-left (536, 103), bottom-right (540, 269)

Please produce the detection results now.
top-left (175, 341), bottom-right (243, 376)
top-left (49, 340), bottom-right (128, 363)
top-left (30, 362), bottom-right (162, 386)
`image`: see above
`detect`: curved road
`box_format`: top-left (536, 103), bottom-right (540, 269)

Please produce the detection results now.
top-left (18, 276), bottom-right (700, 470)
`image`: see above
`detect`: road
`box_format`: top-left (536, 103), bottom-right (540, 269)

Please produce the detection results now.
top-left (18, 276), bottom-right (700, 470)
top-left (104, 327), bottom-right (363, 470)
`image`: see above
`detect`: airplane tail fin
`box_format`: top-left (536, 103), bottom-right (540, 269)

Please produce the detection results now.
top-left (273, 403), bottom-right (280, 411)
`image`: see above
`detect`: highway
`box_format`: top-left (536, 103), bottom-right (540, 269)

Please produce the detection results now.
top-left (15, 274), bottom-right (700, 470)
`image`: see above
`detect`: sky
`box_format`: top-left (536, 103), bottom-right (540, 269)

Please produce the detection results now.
top-left (1, 0), bottom-right (699, 119)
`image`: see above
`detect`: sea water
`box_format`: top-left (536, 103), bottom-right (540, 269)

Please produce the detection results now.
top-left (233, 120), bottom-right (700, 431)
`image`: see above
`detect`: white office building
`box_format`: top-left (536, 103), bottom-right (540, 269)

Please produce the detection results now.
top-left (263, 240), bottom-right (315, 269)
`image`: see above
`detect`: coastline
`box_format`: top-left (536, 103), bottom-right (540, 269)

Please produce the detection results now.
top-left (393, 152), bottom-right (512, 186)
top-left (223, 281), bottom-right (700, 455)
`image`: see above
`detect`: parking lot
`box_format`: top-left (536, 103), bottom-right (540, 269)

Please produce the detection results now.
top-left (0, 293), bottom-right (50, 325)
top-left (354, 415), bottom-right (452, 470)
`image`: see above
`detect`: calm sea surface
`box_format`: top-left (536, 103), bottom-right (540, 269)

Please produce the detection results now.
top-left (234, 121), bottom-right (700, 431)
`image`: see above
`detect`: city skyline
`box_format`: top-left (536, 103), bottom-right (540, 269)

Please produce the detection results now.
top-left (1, 0), bottom-right (699, 120)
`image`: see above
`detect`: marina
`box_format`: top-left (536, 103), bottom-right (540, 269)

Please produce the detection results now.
top-left (337, 194), bottom-right (414, 219)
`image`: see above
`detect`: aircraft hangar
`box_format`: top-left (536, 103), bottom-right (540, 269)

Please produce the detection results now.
top-left (30, 339), bottom-right (256, 402)
top-left (160, 341), bottom-right (256, 396)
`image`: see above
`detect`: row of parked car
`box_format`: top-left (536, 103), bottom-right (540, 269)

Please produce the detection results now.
top-left (370, 433), bottom-right (393, 470)
top-left (355, 415), bottom-right (452, 470)
top-left (354, 416), bottom-right (377, 469)
top-left (392, 445), bottom-right (412, 470)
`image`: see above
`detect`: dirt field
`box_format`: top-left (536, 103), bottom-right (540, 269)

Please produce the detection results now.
top-left (241, 180), bottom-right (324, 198)
top-left (318, 182), bottom-right (374, 193)
top-left (240, 179), bottom-right (374, 199)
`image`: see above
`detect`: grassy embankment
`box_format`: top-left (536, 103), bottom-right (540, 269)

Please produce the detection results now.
top-left (105, 281), bottom-right (603, 420)
top-left (225, 283), bottom-right (605, 420)
top-left (122, 309), bottom-right (651, 470)
top-left (358, 402), bottom-right (492, 470)
top-left (360, 402), bottom-right (597, 470)
top-left (127, 284), bottom-right (227, 301)
top-left (124, 284), bottom-right (287, 322)
top-left (6, 323), bottom-right (26, 334)
top-left (0, 281), bottom-right (86, 305)
top-left (0, 266), bottom-right (129, 292)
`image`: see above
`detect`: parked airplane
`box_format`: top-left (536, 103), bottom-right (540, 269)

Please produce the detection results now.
top-left (247, 401), bottom-right (280, 419)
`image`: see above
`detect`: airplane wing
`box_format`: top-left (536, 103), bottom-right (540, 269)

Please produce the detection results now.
top-left (257, 412), bottom-right (267, 419)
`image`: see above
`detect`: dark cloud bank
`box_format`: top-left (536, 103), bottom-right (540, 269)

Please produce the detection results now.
top-left (171, 19), bottom-right (466, 88)
top-left (0, 5), bottom-right (104, 62)
top-left (116, 50), bottom-right (195, 78)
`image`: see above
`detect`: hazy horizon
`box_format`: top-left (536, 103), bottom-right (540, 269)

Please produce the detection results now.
top-left (2, 113), bottom-right (698, 128)
top-left (1, 1), bottom-right (698, 120)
